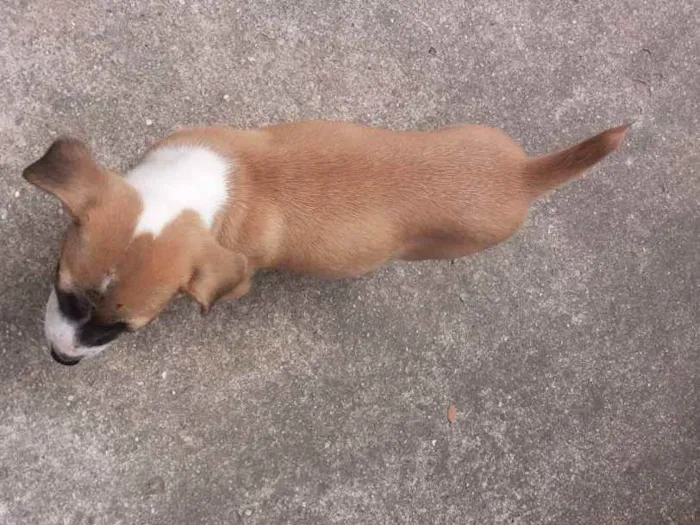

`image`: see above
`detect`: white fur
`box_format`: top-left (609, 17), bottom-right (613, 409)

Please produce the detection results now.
top-left (44, 290), bottom-right (109, 359)
top-left (125, 146), bottom-right (231, 236)
top-left (44, 290), bottom-right (76, 354)
top-left (99, 274), bottom-right (114, 293)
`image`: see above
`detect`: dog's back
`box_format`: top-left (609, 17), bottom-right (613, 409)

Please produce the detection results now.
top-left (233, 121), bottom-right (628, 266)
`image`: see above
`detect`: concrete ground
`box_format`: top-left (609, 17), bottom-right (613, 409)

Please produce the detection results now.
top-left (1, 0), bottom-right (698, 523)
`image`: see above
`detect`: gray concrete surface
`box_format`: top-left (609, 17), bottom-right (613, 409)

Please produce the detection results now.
top-left (1, 0), bottom-right (698, 523)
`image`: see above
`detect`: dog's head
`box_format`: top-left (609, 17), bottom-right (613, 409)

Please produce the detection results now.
top-left (23, 138), bottom-right (246, 365)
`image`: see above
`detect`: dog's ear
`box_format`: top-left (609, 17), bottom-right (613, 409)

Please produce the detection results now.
top-left (184, 239), bottom-right (250, 314)
top-left (22, 138), bottom-right (108, 219)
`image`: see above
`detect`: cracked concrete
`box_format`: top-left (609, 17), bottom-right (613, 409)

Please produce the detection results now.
top-left (0, 0), bottom-right (698, 524)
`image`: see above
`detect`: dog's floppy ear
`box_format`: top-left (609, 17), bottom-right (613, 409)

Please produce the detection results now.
top-left (22, 138), bottom-right (108, 219)
top-left (184, 238), bottom-right (250, 314)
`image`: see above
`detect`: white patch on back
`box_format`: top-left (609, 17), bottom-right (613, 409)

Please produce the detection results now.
top-left (125, 145), bottom-right (231, 236)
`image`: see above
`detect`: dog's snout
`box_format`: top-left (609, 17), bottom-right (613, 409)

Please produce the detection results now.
top-left (49, 346), bottom-right (82, 366)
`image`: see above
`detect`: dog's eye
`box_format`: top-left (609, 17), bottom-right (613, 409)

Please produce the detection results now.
top-left (55, 286), bottom-right (92, 321)
top-left (85, 288), bottom-right (102, 303)
top-left (78, 320), bottom-right (128, 347)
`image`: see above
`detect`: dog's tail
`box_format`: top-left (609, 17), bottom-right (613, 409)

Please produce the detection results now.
top-left (524, 124), bottom-right (630, 193)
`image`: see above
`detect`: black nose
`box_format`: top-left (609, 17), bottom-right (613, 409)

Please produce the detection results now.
top-left (49, 346), bottom-right (82, 366)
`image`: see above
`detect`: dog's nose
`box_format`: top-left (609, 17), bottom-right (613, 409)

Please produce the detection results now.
top-left (49, 346), bottom-right (82, 366)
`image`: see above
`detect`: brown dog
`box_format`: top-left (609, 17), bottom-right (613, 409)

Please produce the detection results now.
top-left (23, 120), bottom-right (629, 364)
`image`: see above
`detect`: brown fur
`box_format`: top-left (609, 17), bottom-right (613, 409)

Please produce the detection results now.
top-left (23, 120), bottom-right (629, 330)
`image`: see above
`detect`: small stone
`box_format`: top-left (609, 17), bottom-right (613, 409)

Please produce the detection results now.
top-left (428, 46), bottom-right (437, 56)
top-left (447, 405), bottom-right (457, 423)
top-left (324, 442), bottom-right (330, 449)
top-left (146, 119), bottom-right (153, 126)
top-left (14, 190), bottom-right (20, 198)
top-left (0, 209), bottom-right (7, 220)
top-left (223, 94), bottom-right (230, 101)
top-left (161, 371), bottom-right (167, 379)
top-left (244, 509), bottom-right (253, 516)
top-left (431, 439), bottom-right (437, 446)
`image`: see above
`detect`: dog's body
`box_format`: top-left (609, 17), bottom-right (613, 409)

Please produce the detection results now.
top-left (23, 120), bottom-right (628, 364)
top-left (155, 121), bottom-right (627, 277)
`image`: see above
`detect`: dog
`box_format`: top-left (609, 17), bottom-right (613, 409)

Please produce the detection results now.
top-left (23, 120), bottom-right (629, 365)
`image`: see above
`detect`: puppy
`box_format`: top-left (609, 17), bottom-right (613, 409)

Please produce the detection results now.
top-left (23, 120), bottom-right (629, 365)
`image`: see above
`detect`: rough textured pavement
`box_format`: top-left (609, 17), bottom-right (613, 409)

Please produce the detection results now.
top-left (1, 1), bottom-right (698, 524)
